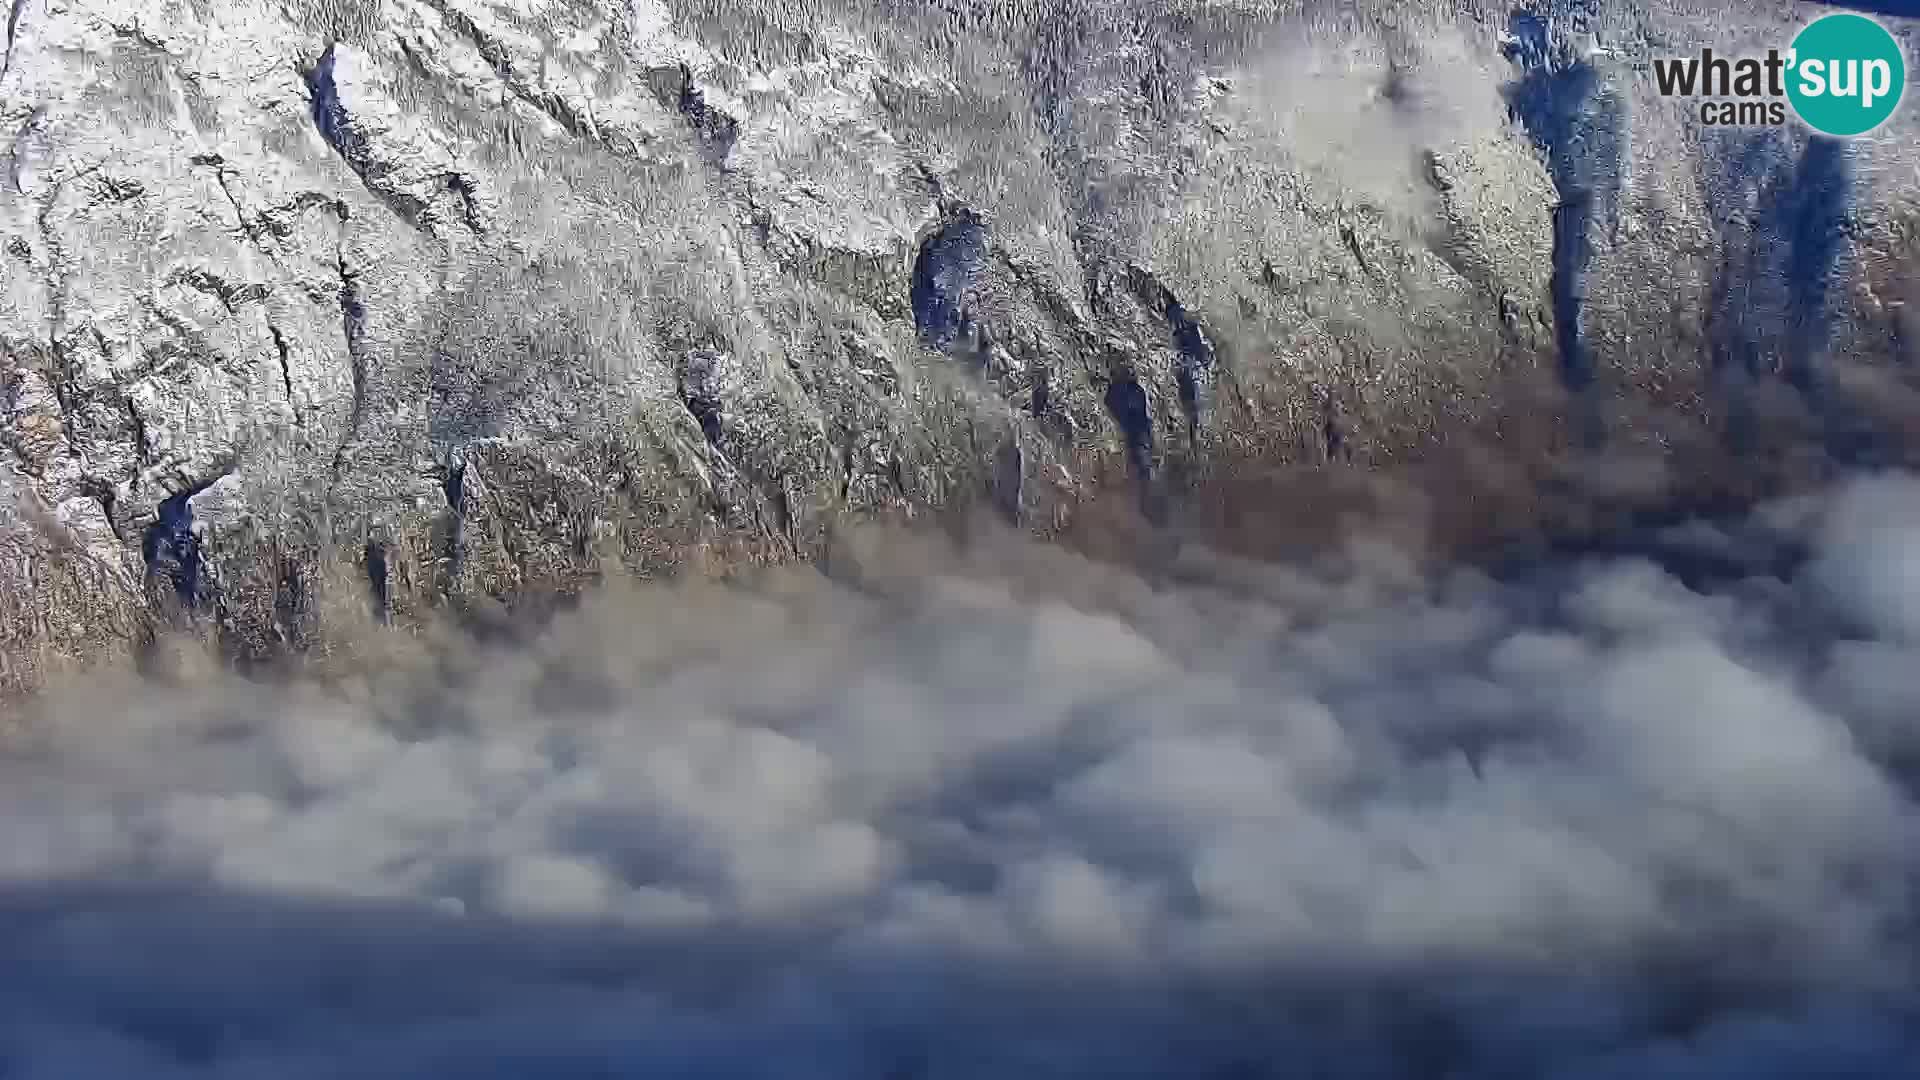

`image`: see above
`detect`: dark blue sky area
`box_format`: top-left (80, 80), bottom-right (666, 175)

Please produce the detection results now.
top-left (1802, 0), bottom-right (1920, 19)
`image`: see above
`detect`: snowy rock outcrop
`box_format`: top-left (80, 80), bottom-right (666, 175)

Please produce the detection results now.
top-left (1, 0), bottom-right (1917, 689)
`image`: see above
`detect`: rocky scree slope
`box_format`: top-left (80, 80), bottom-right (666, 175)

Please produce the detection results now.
top-left (1, 0), bottom-right (1918, 691)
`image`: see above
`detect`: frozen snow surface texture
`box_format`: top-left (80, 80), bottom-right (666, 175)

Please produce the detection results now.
top-left (3, 0), bottom-right (1920, 686)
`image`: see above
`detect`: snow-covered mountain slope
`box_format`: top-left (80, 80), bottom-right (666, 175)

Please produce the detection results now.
top-left (2, 0), bottom-right (1917, 689)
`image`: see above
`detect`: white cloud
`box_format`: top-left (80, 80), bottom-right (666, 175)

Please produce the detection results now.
top-left (3, 469), bottom-right (1919, 1076)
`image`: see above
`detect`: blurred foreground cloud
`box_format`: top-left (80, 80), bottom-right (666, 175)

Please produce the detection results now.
top-left (3, 471), bottom-right (1920, 1078)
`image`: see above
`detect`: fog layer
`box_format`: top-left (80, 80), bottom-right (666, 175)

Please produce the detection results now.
top-left (2, 469), bottom-right (1918, 1076)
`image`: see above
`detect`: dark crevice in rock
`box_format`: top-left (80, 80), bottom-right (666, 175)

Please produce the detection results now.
top-left (887, 457), bottom-right (909, 501)
top-left (1340, 224), bottom-right (1374, 279)
top-left (43, 344), bottom-right (77, 458)
top-left (686, 393), bottom-right (724, 447)
top-left (1705, 133), bottom-right (1792, 384)
top-left (1173, 360), bottom-right (1202, 444)
top-left (442, 458), bottom-right (465, 515)
top-left (1105, 368), bottom-right (1168, 526)
top-left (142, 490), bottom-right (204, 613)
top-left (677, 349), bottom-right (726, 449)
top-left (1381, 61), bottom-right (1415, 108)
top-left (2, 0), bottom-right (24, 84)
top-left (421, 2), bottom-right (602, 146)
top-left (103, 19), bottom-right (175, 67)
top-left (278, 191), bottom-right (352, 233)
top-left (392, 33), bottom-right (439, 86)
top-left (1548, 196), bottom-right (1597, 389)
top-left (305, 45), bottom-right (361, 171)
top-left (96, 174), bottom-right (145, 202)
top-left (911, 208), bottom-right (988, 349)
top-left (949, 312), bottom-right (994, 366)
top-left (124, 395), bottom-right (150, 461)
top-left (445, 172), bottom-right (484, 234)
top-left (6, 108), bottom-right (53, 196)
top-left (1781, 138), bottom-right (1853, 391)
top-left (75, 476), bottom-right (122, 542)
top-left (304, 47), bottom-right (478, 236)
top-left (992, 442), bottom-right (1024, 524)
top-left (441, 456), bottom-right (467, 584)
top-left (646, 64), bottom-right (737, 163)
top-left (167, 267), bottom-right (268, 314)
top-left (329, 253), bottom-right (367, 476)
top-left (1126, 266), bottom-right (1214, 442)
top-left (772, 485), bottom-right (795, 548)
top-left (908, 159), bottom-right (946, 203)
top-left (1503, 9), bottom-right (1624, 392)
top-left (1321, 393), bottom-right (1351, 464)
top-left (679, 79), bottom-right (738, 160)
top-left (189, 153), bottom-right (255, 240)
top-left (303, 47), bottom-right (438, 235)
top-left (268, 324), bottom-right (301, 425)
top-left (1498, 292), bottom-right (1522, 331)
top-left (1104, 372), bottom-right (1153, 476)
top-left (364, 539), bottom-right (390, 624)
top-left (436, 3), bottom-right (513, 79)
top-left (192, 153), bottom-right (352, 244)
top-left (1030, 366), bottom-right (1051, 417)
top-left (273, 557), bottom-right (310, 651)
top-left (1705, 131), bottom-right (1869, 462)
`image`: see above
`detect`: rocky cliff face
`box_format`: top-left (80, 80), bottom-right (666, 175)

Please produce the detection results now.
top-left (2, 0), bottom-right (1917, 691)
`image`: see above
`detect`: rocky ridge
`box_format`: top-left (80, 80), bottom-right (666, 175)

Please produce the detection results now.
top-left (2, 0), bottom-right (1918, 691)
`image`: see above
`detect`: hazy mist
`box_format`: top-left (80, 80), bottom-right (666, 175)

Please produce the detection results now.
top-left (3, 469), bottom-right (1918, 1077)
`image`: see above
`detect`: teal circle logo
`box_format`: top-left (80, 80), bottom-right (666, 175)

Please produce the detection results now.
top-left (1786, 13), bottom-right (1906, 137)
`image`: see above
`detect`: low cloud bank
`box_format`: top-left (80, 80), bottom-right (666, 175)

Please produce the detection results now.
top-left (3, 471), bottom-right (1920, 1078)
